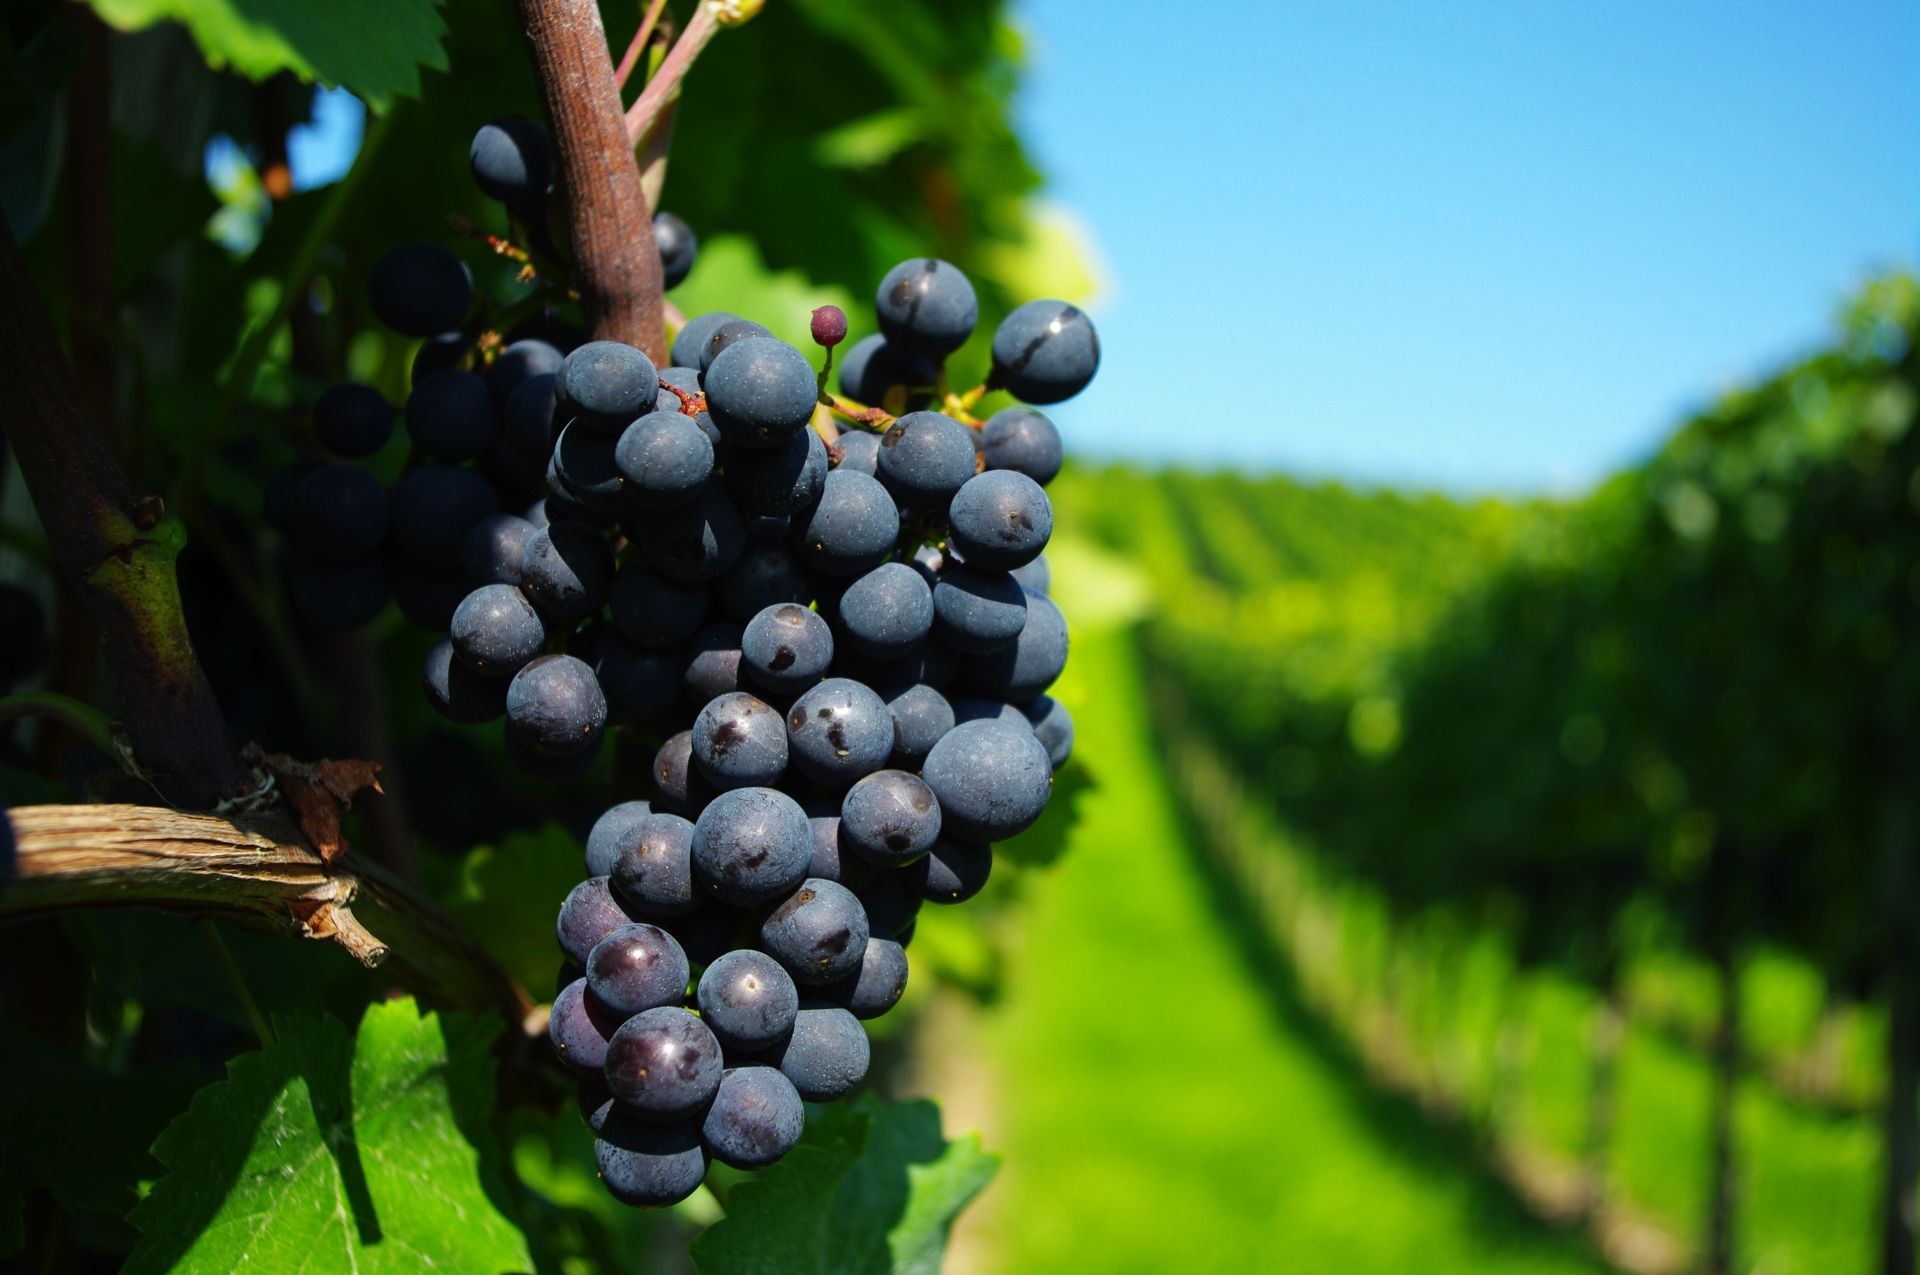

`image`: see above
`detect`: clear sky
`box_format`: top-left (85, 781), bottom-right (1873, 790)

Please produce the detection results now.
top-left (1014, 0), bottom-right (1920, 491)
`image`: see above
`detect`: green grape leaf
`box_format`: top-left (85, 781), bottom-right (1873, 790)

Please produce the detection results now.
top-left (81, 0), bottom-right (448, 111)
top-left (690, 1095), bottom-right (996, 1275)
top-left (126, 998), bottom-right (531, 1274)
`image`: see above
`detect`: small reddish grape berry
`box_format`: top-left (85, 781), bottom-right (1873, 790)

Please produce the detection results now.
top-left (810, 305), bottom-right (848, 349)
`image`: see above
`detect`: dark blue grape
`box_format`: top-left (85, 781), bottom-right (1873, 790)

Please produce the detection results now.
top-left (884, 683), bottom-right (953, 769)
top-left (549, 976), bottom-right (626, 1076)
top-left (692, 691), bottom-right (789, 789)
top-left (662, 904), bottom-right (746, 969)
top-left (507, 654), bottom-right (607, 756)
top-left (586, 800), bottom-right (653, 878)
top-left (948, 470), bottom-right (1051, 571)
top-left (791, 470), bottom-right (899, 576)
top-left (831, 429), bottom-right (880, 475)
top-left (761, 878), bottom-right (870, 985)
top-left (837, 562), bottom-right (932, 659)
top-left (616, 411), bottom-right (714, 509)
top-left (714, 523), bottom-right (808, 622)
top-left (980, 407), bottom-right (1063, 485)
top-left (634, 488), bottom-right (747, 582)
top-left (587, 922), bottom-right (690, 1017)
top-left (450, 583), bottom-right (546, 676)
top-left (654, 211), bottom-right (697, 288)
top-left (1022, 695), bottom-right (1074, 769)
top-left (595, 1110), bottom-right (708, 1208)
top-left (856, 870), bottom-right (922, 940)
top-left (741, 603), bottom-right (833, 695)
top-left (908, 837), bottom-right (992, 904)
top-left (838, 333), bottom-right (935, 410)
top-left (558, 341), bottom-right (659, 433)
top-left (1010, 553), bottom-right (1050, 595)
top-left (932, 564), bottom-right (1027, 653)
top-left (505, 726), bottom-right (602, 781)
top-left (557, 875), bottom-right (637, 966)
top-left (603, 1006), bottom-right (723, 1119)
top-left (592, 628), bottom-right (682, 721)
top-left (369, 242), bottom-right (471, 337)
top-left (405, 370), bottom-right (495, 462)
top-left (289, 464), bottom-right (386, 563)
top-left (609, 812), bottom-right (699, 918)
top-left (724, 428), bottom-right (827, 516)
top-left (784, 678), bottom-right (894, 788)
top-left (391, 465), bottom-right (497, 569)
top-left (703, 337), bottom-right (818, 451)
top-left (469, 115), bottom-right (551, 208)
top-left (608, 560), bottom-right (708, 649)
top-left (990, 300), bottom-right (1100, 404)
top-left (462, 513), bottom-right (536, 585)
top-left (411, 330), bottom-right (469, 386)
top-left (682, 620), bottom-right (744, 705)
top-left (956, 588), bottom-right (1067, 701)
top-left (691, 787), bottom-right (811, 906)
top-left (488, 338), bottom-right (564, 407)
top-left (768, 1003), bottom-right (869, 1101)
top-left (652, 730), bottom-right (718, 819)
top-left (696, 318), bottom-right (774, 375)
top-left (423, 636), bottom-right (505, 722)
top-left (825, 938), bottom-right (907, 1020)
top-left (554, 421), bottom-right (627, 506)
top-left (520, 521), bottom-right (614, 619)
top-left (389, 561), bottom-right (468, 629)
top-left (702, 1066), bottom-right (804, 1169)
top-left (950, 696), bottom-right (1024, 728)
top-left (696, 949), bottom-right (798, 1051)
top-left (502, 371), bottom-right (560, 452)
top-left (806, 816), bottom-right (874, 889)
top-left (877, 411), bottom-right (976, 510)
top-left (313, 383), bottom-right (392, 458)
top-left (851, 641), bottom-right (956, 693)
top-left (288, 554), bottom-right (390, 629)
top-left (670, 312), bottom-right (737, 370)
top-left (875, 257), bottom-right (977, 357)
top-left (840, 770), bottom-right (942, 866)
top-left (922, 718), bottom-right (1051, 840)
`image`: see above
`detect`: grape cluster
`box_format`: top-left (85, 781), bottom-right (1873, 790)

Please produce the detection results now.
top-left (277, 113), bottom-right (1095, 1207)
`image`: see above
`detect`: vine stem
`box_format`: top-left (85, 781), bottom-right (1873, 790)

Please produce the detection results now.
top-left (0, 691), bottom-right (127, 772)
top-left (614, 0), bottom-right (671, 89)
top-left (623, 2), bottom-right (721, 145)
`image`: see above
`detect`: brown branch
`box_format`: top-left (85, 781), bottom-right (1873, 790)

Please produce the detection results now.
top-left (2, 804), bottom-right (532, 1025)
top-left (0, 211), bottom-right (248, 809)
top-left (518, 0), bottom-right (666, 362)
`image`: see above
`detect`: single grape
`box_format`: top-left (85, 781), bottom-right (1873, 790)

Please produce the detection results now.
top-left (558, 340), bottom-right (659, 433)
top-left (825, 938), bottom-right (908, 1020)
top-left (761, 878), bottom-right (870, 985)
top-left (422, 636), bottom-right (506, 723)
top-left (585, 800), bottom-right (653, 878)
top-left (947, 469), bottom-right (1051, 571)
top-left (313, 382), bottom-right (393, 458)
top-left (696, 318), bottom-right (774, 374)
top-left (670, 311), bottom-right (737, 370)
top-left (449, 583), bottom-right (546, 676)
top-left (950, 696), bottom-right (1024, 728)
top-left (288, 464), bottom-right (387, 563)
top-left (884, 683), bottom-right (953, 769)
top-left (908, 837), bottom-right (992, 904)
top-left (462, 514), bottom-right (537, 586)
top-left (811, 305), bottom-right (848, 348)
top-left (990, 299), bottom-right (1100, 404)
top-left (592, 628), bottom-right (683, 721)
top-left (1022, 695), bottom-right (1074, 769)
top-left (691, 787), bottom-right (811, 906)
top-left (876, 411), bottom-right (976, 510)
top-left (608, 560), bottom-right (709, 650)
top-left (549, 976), bottom-right (627, 1076)
top-left (851, 641), bottom-right (956, 693)
top-left (654, 211), bottom-right (698, 288)
top-left (368, 242), bottom-right (471, 337)
top-left (784, 678), bottom-right (894, 787)
top-left (557, 876), bottom-right (637, 966)
top-left (921, 718), bottom-right (1051, 840)
top-left (856, 868), bottom-right (922, 940)
top-left (503, 371), bottom-right (560, 452)
top-left (713, 523), bottom-right (809, 622)
top-left (389, 561), bottom-right (469, 629)
top-left (488, 338), bottom-right (564, 405)
top-left (603, 1006), bottom-right (723, 1119)
top-left (768, 1003), bottom-right (869, 1101)
top-left (691, 691), bottom-right (789, 789)
top-left (682, 620), bottom-right (745, 705)
top-left (723, 428), bottom-right (827, 516)
top-left (405, 369), bottom-right (496, 462)
top-left (932, 564), bottom-right (1027, 653)
top-left (595, 1110), bottom-right (709, 1208)
top-left (520, 521), bottom-right (615, 620)
top-left (875, 257), bottom-right (977, 357)
top-left (586, 922), bottom-right (691, 1017)
top-left (548, 452), bottom-right (622, 522)
top-left (609, 812), bottom-right (699, 919)
top-left (391, 465), bottom-right (498, 570)
top-left (836, 562), bottom-right (933, 659)
top-left (553, 420), bottom-right (627, 506)
top-left (980, 406), bottom-right (1063, 486)
top-left (1010, 553), bottom-right (1050, 595)
top-left (840, 770), bottom-right (942, 866)
top-left (704, 337), bottom-right (818, 451)
top-left (633, 488), bottom-right (747, 582)
top-left (954, 588), bottom-right (1067, 701)
top-left (696, 949), bottom-right (799, 1051)
top-left (506, 654), bottom-right (607, 756)
top-left (805, 816), bottom-right (875, 889)
top-left (616, 411), bottom-right (714, 509)
top-left (830, 429), bottom-right (881, 475)
top-left (702, 1066), bottom-right (805, 1169)
top-left (741, 603), bottom-right (833, 695)
top-left (790, 470), bottom-right (900, 577)
top-left (469, 115), bottom-right (551, 208)
top-left (838, 333), bottom-right (935, 410)
top-left (652, 730), bottom-right (719, 818)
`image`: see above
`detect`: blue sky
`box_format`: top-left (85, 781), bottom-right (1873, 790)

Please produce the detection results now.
top-left (1014, 0), bottom-right (1920, 491)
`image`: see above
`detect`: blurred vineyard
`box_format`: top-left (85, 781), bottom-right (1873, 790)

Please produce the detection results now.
top-left (1045, 275), bottom-right (1920, 1275)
